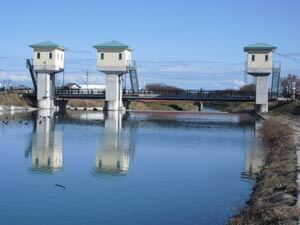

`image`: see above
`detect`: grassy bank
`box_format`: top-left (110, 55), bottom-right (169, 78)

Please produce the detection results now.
top-left (229, 118), bottom-right (299, 225)
top-left (67, 99), bottom-right (104, 108)
top-left (269, 100), bottom-right (300, 115)
top-left (129, 100), bottom-right (197, 111)
top-left (205, 101), bottom-right (254, 113)
top-left (0, 92), bottom-right (33, 107)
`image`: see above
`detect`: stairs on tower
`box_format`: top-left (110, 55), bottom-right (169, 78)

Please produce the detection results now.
top-left (127, 61), bottom-right (139, 93)
top-left (26, 59), bottom-right (37, 92)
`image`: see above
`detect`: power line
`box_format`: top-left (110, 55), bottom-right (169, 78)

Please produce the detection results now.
top-left (274, 51), bottom-right (300, 64)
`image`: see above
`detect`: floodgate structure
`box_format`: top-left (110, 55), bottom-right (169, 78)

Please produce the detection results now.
top-left (25, 40), bottom-right (281, 113)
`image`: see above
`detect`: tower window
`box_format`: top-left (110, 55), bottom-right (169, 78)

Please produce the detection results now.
top-left (251, 55), bottom-right (255, 61)
top-left (265, 55), bottom-right (269, 61)
top-left (37, 52), bottom-right (40, 59)
top-left (49, 53), bottom-right (53, 59)
top-left (101, 53), bottom-right (104, 60)
top-left (119, 53), bottom-right (122, 60)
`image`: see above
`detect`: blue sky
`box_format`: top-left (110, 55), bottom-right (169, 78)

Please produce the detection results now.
top-left (0, 0), bottom-right (299, 89)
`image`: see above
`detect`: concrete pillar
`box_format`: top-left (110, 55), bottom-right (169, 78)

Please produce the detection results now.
top-left (197, 101), bottom-right (204, 111)
top-left (104, 74), bottom-right (125, 111)
top-left (37, 73), bottom-right (55, 109)
top-left (255, 76), bottom-right (269, 113)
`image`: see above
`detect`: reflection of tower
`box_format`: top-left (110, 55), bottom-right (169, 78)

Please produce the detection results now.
top-left (242, 121), bottom-right (265, 179)
top-left (95, 111), bottom-right (131, 175)
top-left (31, 110), bottom-right (63, 172)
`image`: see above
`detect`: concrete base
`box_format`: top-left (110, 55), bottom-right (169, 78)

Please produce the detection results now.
top-left (104, 74), bottom-right (124, 111)
top-left (255, 76), bottom-right (269, 113)
top-left (197, 101), bottom-right (203, 111)
top-left (38, 98), bottom-right (55, 109)
top-left (255, 104), bottom-right (268, 113)
top-left (104, 101), bottom-right (125, 111)
top-left (37, 73), bottom-right (56, 109)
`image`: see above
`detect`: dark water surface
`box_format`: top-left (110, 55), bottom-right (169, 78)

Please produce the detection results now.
top-left (0, 110), bottom-right (259, 225)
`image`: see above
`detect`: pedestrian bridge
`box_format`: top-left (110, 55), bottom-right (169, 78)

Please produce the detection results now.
top-left (21, 89), bottom-right (274, 102)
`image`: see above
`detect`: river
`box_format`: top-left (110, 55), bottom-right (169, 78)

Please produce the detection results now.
top-left (0, 110), bottom-right (262, 225)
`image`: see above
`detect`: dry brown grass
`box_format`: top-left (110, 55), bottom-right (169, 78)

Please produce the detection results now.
top-left (0, 92), bottom-right (32, 107)
top-left (67, 99), bottom-right (104, 108)
top-left (129, 100), bottom-right (197, 111)
top-left (229, 119), bottom-right (299, 225)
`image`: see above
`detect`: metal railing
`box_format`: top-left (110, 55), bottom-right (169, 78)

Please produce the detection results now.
top-left (56, 88), bottom-right (105, 96)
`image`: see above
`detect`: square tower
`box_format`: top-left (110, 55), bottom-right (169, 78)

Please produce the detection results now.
top-left (93, 40), bottom-right (132, 74)
top-left (243, 43), bottom-right (277, 113)
top-left (244, 43), bottom-right (276, 76)
top-left (29, 41), bottom-right (66, 73)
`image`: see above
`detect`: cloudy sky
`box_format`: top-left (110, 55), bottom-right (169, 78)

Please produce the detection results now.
top-left (0, 0), bottom-right (300, 89)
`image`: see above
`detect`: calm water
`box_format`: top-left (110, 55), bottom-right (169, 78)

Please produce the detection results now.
top-left (0, 110), bottom-right (260, 225)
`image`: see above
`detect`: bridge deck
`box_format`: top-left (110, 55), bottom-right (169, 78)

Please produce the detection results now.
top-left (20, 89), bottom-right (260, 102)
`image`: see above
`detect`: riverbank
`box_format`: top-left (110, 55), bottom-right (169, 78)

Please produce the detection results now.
top-left (0, 92), bottom-right (35, 112)
top-left (229, 101), bottom-right (300, 225)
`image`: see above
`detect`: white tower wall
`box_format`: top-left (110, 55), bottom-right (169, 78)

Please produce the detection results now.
top-left (104, 74), bottom-right (124, 111)
top-left (255, 76), bottom-right (269, 112)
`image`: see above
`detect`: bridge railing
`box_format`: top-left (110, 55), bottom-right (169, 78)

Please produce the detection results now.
top-left (123, 90), bottom-right (255, 98)
top-left (56, 89), bottom-right (106, 96)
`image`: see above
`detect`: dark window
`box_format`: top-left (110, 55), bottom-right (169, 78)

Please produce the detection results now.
top-left (117, 161), bottom-right (120, 169)
top-left (49, 53), bottom-right (53, 59)
top-left (99, 160), bottom-right (102, 168)
top-left (119, 53), bottom-right (122, 60)
top-left (265, 55), bottom-right (269, 61)
top-left (101, 53), bottom-right (104, 60)
top-left (251, 55), bottom-right (255, 61)
top-left (47, 157), bottom-right (51, 166)
top-left (37, 52), bottom-right (40, 59)
top-left (35, 158), bottom-right (39, 165)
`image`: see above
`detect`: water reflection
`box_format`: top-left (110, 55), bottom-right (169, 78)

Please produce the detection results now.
top-left (29, 110), bottom-right (63, 173)
top-left (242, 121), bottom-right (265, 179)
top-left (95, 111), bottom-right (133, 176)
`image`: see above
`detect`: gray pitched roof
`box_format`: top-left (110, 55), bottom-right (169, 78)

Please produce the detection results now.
top-left (29, 41), bottom-right (66, 50)
top-left (244, 42), bottom-right (276, 51)
top-left (93, 40), bottom-right (131, 50)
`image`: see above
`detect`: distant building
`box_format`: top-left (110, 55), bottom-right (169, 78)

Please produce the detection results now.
top-left (79, 84), bottom-right (105, 90)
top-left (63, 83), bottom-right (81, 89)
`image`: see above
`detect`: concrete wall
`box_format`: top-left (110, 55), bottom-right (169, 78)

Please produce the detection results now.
top-left (246, 50), bottom-right (273, 74)
top-left (96, 49), bottom-right (131, 72)
top-left (104, 74), bottom-right (123, 111)
top-left (255, 76), bottom-right (269, 105)
top-left (37, 74), bottom-right (55, 108)
top-left (33, 48), bottom-right (64, 71)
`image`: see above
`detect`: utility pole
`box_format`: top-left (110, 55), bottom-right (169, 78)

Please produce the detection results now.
top-left (86, 69), bottom-right (89, 90)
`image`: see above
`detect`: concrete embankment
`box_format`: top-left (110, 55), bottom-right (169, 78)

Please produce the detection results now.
top-left (229, 115), bottom-right (300, 225)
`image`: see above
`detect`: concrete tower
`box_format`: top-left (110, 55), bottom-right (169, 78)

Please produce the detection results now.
top-left (93, 41), bottom-right (133, 111)
top-left (29, 41), bottom-right (66, 109)
top-left (244, 43), bottom-right (277, 113)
